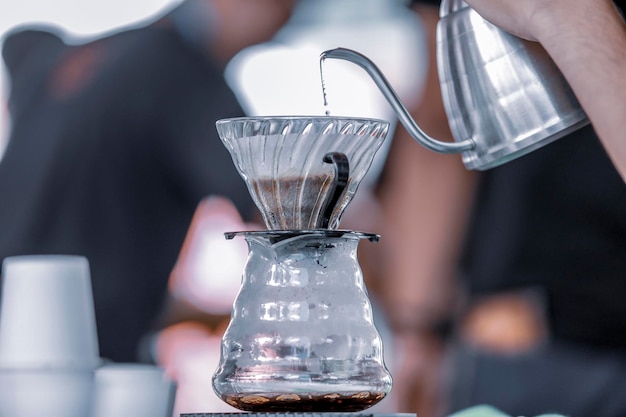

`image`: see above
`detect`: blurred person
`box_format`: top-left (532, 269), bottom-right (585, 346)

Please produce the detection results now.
top-left (0, 0), bottom-right (294, 363)
top-left (373, 1), bottom-right (626, 417)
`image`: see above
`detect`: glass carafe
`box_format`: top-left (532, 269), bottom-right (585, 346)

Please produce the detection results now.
top-left (212, 230), bottom-right (392, 412)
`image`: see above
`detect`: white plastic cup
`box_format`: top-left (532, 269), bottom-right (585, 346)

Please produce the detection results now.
top-left (0, 255), bottom-right (100, 369)
top-left (91, 363), bottom-right (177, 417)
top-left (0, 368), bottom-right (95, 417)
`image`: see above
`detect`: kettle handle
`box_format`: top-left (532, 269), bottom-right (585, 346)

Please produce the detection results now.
top-left (320, 47), bottom-right (475, 154)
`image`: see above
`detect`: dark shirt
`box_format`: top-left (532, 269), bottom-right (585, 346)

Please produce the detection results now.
top-left (411, 0), bottom-right (626, 352)
top-left (459, 126), bottom-right (626, 350)
top-left (0, 20), bottom-right (254, 362)
top-left (411, 0), bottom-right (440, 6)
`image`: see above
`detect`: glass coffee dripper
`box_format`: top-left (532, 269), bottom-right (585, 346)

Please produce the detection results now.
top-left (212, 116), bottom-right (393, 412)
top-left (216, 116), bottom-right (389, 230)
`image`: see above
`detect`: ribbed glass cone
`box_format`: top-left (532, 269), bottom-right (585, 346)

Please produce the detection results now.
top-left (216, 116), bottom-right (389, 230)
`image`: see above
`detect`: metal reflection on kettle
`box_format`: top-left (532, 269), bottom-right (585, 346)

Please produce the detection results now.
top-left (321, 0), bottom-right (589, 170)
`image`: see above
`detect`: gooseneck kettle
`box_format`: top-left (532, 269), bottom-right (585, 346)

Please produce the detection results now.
top-left (322, 0), bottom-right (589, 170)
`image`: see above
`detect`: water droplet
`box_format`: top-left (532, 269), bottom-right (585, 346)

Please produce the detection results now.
top-left (319, 55), bottom-right (331, 116)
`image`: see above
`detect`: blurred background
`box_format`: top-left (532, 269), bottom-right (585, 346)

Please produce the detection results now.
top-left (0, 0), bottom-right (183, 159)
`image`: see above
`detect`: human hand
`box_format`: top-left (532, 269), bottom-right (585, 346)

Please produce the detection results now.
top-left (169, 196), bottom-right (262, 315)
top-left (155, 321), bottom-right (239, 415)
top-left (462, 0), bottom-right (597, 42)
top-left (462, 0), bottom-right (626, 181)
top-left (389, 331), bottom-right (446, 415)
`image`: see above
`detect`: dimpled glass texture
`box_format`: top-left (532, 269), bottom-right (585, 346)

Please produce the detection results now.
top-left (212, 230), bottom-right (392, 412)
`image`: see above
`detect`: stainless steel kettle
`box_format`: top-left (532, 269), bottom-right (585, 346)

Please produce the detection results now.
top-left (321, 0), bottom-right (589, 170)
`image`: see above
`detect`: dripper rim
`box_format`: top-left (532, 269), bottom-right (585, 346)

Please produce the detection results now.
top-left (224, 229), bottom-right (380, 243)
top-left (216, 115), bottom-right (390, 126)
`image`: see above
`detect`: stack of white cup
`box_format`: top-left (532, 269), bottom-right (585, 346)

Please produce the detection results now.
top-left (91, 363), bottom-right (177, 417)
top-left (0, 255), bottom-right (101, 417)
top-left (0, 255), bottom-right (178, 417)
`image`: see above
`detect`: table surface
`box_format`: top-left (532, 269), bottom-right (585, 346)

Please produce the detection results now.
top-left (182, 413), bottom-right (417, 417)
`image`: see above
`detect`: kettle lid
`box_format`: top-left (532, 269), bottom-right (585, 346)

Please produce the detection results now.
top-left (439, 0), bottom-right (469, 18)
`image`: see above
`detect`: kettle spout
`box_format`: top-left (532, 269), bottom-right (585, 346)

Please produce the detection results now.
top-left (320, 47), bottom-right (475, 154)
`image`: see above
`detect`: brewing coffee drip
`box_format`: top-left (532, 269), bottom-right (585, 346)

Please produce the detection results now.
top-left (212, 116), bottom-right (393, 412)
